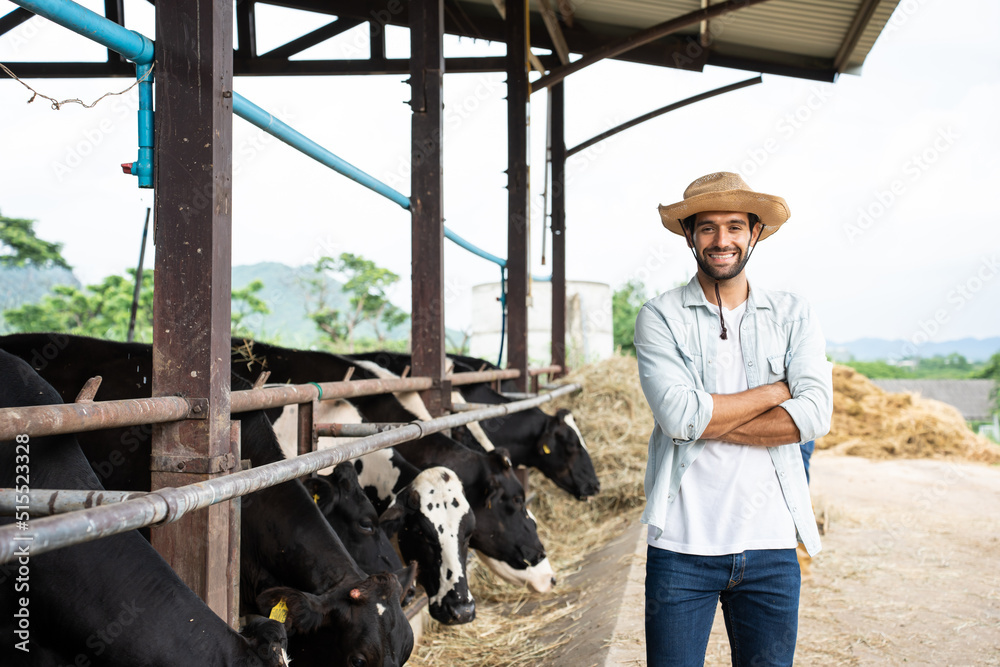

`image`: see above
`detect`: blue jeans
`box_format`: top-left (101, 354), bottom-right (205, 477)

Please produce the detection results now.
top-left (800, 440), bottom-right (816, 484)
top-left (645, 546), bottom-right (800, 667)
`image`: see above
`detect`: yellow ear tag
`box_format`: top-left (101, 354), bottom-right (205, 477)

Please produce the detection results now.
top-left (269, 599), bottom-right (289, 623)
top-left (312, 493), bottom-right (320, 504)
top-left (542, 444), bottom-right (551, 455)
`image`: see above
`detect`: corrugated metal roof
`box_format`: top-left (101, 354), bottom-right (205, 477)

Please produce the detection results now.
top-left (465, 0), bottom-right (902, 79)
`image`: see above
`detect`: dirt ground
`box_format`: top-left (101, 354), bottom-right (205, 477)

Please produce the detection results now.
top-left (699, 454), bottom-right (1000, 666)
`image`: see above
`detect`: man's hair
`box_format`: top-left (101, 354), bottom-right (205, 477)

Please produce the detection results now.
top-left (682, 212), bottom-right (760, 236)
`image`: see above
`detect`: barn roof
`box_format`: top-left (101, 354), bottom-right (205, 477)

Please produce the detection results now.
top-left (447, 0), bottom-right (902, 81)
top-left (871, 379), bottom-right (998, 421)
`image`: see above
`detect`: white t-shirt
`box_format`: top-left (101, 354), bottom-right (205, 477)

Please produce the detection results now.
top-left (648, 299), bottom-right (797, 555)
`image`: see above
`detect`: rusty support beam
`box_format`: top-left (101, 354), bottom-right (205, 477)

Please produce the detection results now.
top-left (152, 0), bottom-right (234, 619)
top-left (297, 400), bottom-right (314, 457)
top-left (447, 368), bottom-right (521, 386)
top-left (0, 489), bottom-right (147, 516)
top-left (260, 18), bottom-right (362, 60)
top-left (532, 0), bottom-right (774, 92)
top-left (227, 420), bottom-right (241, 629)
top-left (449, 402), bottom-right (493, 412)
top-left (506, 0), bottom-right (530, 392)
top-left (550, 81), bottom-right (566, 378)
top-left (235, 0), bottom-right (256, 58)
top-left (0, 383), bottom-right (582, 565)
top-left (529, 364), bottom-right (562, 376)
top-left (410, 0), bottom-right (449, 416)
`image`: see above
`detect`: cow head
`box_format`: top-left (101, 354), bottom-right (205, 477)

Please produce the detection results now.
top-left (468, 449), bottom-right (548, 573)
top-left (257, 565), bottom-right (417, 667)
top-left (381, 467), bottom-right (477, 625)
top-left (534, 409), bottom-right (600, 500)
top-left (303, 463), bottom-right (406, 579)
top-left (239, 615), bottom-right (291, 667)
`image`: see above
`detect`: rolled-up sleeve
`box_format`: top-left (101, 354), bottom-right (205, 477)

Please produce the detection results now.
top-left (634, 304), bottom-right (713, 444)
top-left (779, 304), bottom-right (833, 442)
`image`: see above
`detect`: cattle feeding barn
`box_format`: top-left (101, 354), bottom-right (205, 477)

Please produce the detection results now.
top-left (1, 0), bottom-right (903, 663)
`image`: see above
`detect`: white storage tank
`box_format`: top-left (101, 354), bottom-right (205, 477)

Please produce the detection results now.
top-left (469, 280), bottom-right (613, 368)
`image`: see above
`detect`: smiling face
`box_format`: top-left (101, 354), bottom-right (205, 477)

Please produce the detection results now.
top-left (686, 210), bottom-right (761, 282)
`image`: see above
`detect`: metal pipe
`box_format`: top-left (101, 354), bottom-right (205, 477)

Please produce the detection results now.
top-left (230, 376), bottom-right (434, 413)
top-left (501, 391), bottom-right (537, 400)
top-left (0, 383), bottom-right (581, 564)
top-left (447, 369), bottom-right (521, 386)
top-left (232, 92), bottom-right (411, 210)
top-left (568, 76), bottom-right (762, 157)
top-left (315, 422), bottom-right (410, 437)
top-left (0, 396), bottom-right (194, 442)
top-left (529, 365), bottom-right (562, 377)
top-left (449, 402), bottom-right (493, 412)
top-left (12, 0), bottom-right (154, 64)
top-left (0, 489), bottom-right (147, 517)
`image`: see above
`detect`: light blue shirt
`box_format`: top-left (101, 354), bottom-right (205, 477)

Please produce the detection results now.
top-left (634, 276), bottom-right (832, 556)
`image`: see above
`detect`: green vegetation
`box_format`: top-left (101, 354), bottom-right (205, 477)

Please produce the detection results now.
top-left (843, 354), bottom-right (989, 380)
top-left (303, 253), bottom-right (409, 352)
top-left (3, 269), bottom-right (270, 343)
top-left (1, 211), bottom-right (71, 270)
top-left (973, 352), bottom-right (1000, 412)
top-left (612, 279), bottom-right (647, 356)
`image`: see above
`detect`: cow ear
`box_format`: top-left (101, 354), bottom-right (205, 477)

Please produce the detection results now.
top-left (239, 615), bottom-right (288, 665)
top-left (302, 476), bottom-right (336, 515)
top-left (489, 448), bottom-right (513, 471)
top-left (555, 408), bottom-right (571, 420)
top-left (378, 490), bottom-right (415, 537)
top-left (394, 561), bottom-right (419, 604)
top-left (256, 587), bottom-right (326, 635)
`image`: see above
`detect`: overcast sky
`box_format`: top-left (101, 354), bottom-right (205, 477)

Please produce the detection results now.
top-left (1, 0), bottom-right (998, 351)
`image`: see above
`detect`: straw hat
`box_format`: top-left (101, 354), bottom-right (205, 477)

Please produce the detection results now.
top-left (657, 172), bottom-right (790, 241)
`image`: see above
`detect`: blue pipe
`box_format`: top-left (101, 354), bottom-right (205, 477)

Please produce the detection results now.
top-left (232, 93), bottom-right (411, 210)
top-left (13, 0), bottom-right (154, 64)
top-left (444, 227), bottom-right (506, 267)
top-left (14, 0), bottom-right (155, 187)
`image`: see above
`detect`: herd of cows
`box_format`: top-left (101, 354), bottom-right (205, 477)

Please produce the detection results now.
top-left (0, 333), bottom-right (600, 666)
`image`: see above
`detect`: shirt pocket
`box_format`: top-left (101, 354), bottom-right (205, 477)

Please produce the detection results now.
top-left (677, 344), bottom-right (704, 387)
top-left (767, 353), bottom-right (787, 383)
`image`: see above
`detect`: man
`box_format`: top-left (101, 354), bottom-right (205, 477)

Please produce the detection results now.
top-left (634, 172), bottom-right (832, 667)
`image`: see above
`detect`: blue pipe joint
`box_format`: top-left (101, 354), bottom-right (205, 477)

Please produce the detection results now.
top-left (122, 63), bottom-right (154, 188)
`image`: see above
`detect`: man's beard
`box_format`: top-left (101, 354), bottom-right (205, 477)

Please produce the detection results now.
top-left (698, 246), bottom-right (745, 281)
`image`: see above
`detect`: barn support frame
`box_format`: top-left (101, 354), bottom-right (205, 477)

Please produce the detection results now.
top-left (149, 0), bottom-right (235, 624)
top-left (506, 0), bottom-right (530, 391)
top-left (550, 82), bottom-right (567, 377)
top-left (410, 0), bottom-right (450, 416)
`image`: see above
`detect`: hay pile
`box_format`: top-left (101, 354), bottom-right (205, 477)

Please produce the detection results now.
top-left (817, 364), bottom-right (1000, 463)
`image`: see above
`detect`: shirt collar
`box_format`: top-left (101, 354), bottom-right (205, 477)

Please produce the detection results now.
top-left (680, 274), bottom-right (770, 312)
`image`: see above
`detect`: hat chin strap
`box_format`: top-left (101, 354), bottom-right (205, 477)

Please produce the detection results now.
top-left (683, 222), bottom-right (760, 340)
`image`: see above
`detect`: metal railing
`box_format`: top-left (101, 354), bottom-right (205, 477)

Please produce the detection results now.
top-left (0, 382), bottom-right (581, 564)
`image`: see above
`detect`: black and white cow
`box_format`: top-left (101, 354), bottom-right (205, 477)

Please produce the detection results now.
top-left (351, 351), bottom-right (601, 501)
top-left (234, 341), bottom-right (555, 593)
top-left (0, 348), bottom-right (290, 667)
top-left (0, 333), bottom-right (415, 667)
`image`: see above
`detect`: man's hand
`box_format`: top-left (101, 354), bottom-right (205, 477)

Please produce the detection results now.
top-left (700, 381), bottom-right (792, 440)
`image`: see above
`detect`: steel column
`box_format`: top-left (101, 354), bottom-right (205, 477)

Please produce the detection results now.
top-left (409, 0), bottom-right (449, 416)
top-left (550, 82), bottom-right (566, 377)
top-left (506, 0), bottom-right (530, 391)
top-left (151, 0), bottom-right (234, 620)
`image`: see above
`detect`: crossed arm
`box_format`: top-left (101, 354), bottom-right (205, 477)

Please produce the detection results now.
top-left (701, 382), bottom-right (802, 447)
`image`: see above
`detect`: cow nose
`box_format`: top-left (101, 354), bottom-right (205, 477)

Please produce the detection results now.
top-left (519, 544), bottom-right (546, 567)
top-left (446, 600), bottom-right (476, 625)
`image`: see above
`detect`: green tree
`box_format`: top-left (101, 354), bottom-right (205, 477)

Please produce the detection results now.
top-left (231, 279), bottom-right (271, 337)
top-left (1, 211), bottom-right (71, 269)
top-left (4, 270), bottom-right (271, 343)
top-left (4, 269), bottom-right (153, 341)
top-left (973, 352), bottom-right (1000, 412)
top-left (612, 279), bottom-right (647, 356)
top-left (305, 253), bottom-right (407, 351)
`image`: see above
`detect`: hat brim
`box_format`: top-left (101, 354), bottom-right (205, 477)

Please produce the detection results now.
top-left (658, 190), bottom-right (790, 241)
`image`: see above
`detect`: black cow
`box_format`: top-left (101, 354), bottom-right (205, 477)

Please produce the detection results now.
top-left (300, 462), bottom-right (405, 578)
top-left (351, 351), bottom-right (601, 500)
top-left (233, 340), bottom-right (555, 592)
top-left (0, 333), bottom-right (415, 667)
top-left (0, 348), bottom-right (290, 667)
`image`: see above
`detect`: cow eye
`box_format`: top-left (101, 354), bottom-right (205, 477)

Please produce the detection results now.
top-left (350, 657), bottom-right (367, 667)
top-left (358, 519), bottom-right (375, 535)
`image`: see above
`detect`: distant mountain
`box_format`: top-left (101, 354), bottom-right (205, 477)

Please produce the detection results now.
top-left (0, 264), bottom-right (79, 332)
top-left (827, 337), bottom-right (1000, 363)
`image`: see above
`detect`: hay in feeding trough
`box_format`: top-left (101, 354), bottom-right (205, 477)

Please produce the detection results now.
top-left (817, 365), bottom-right (1000, 463)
